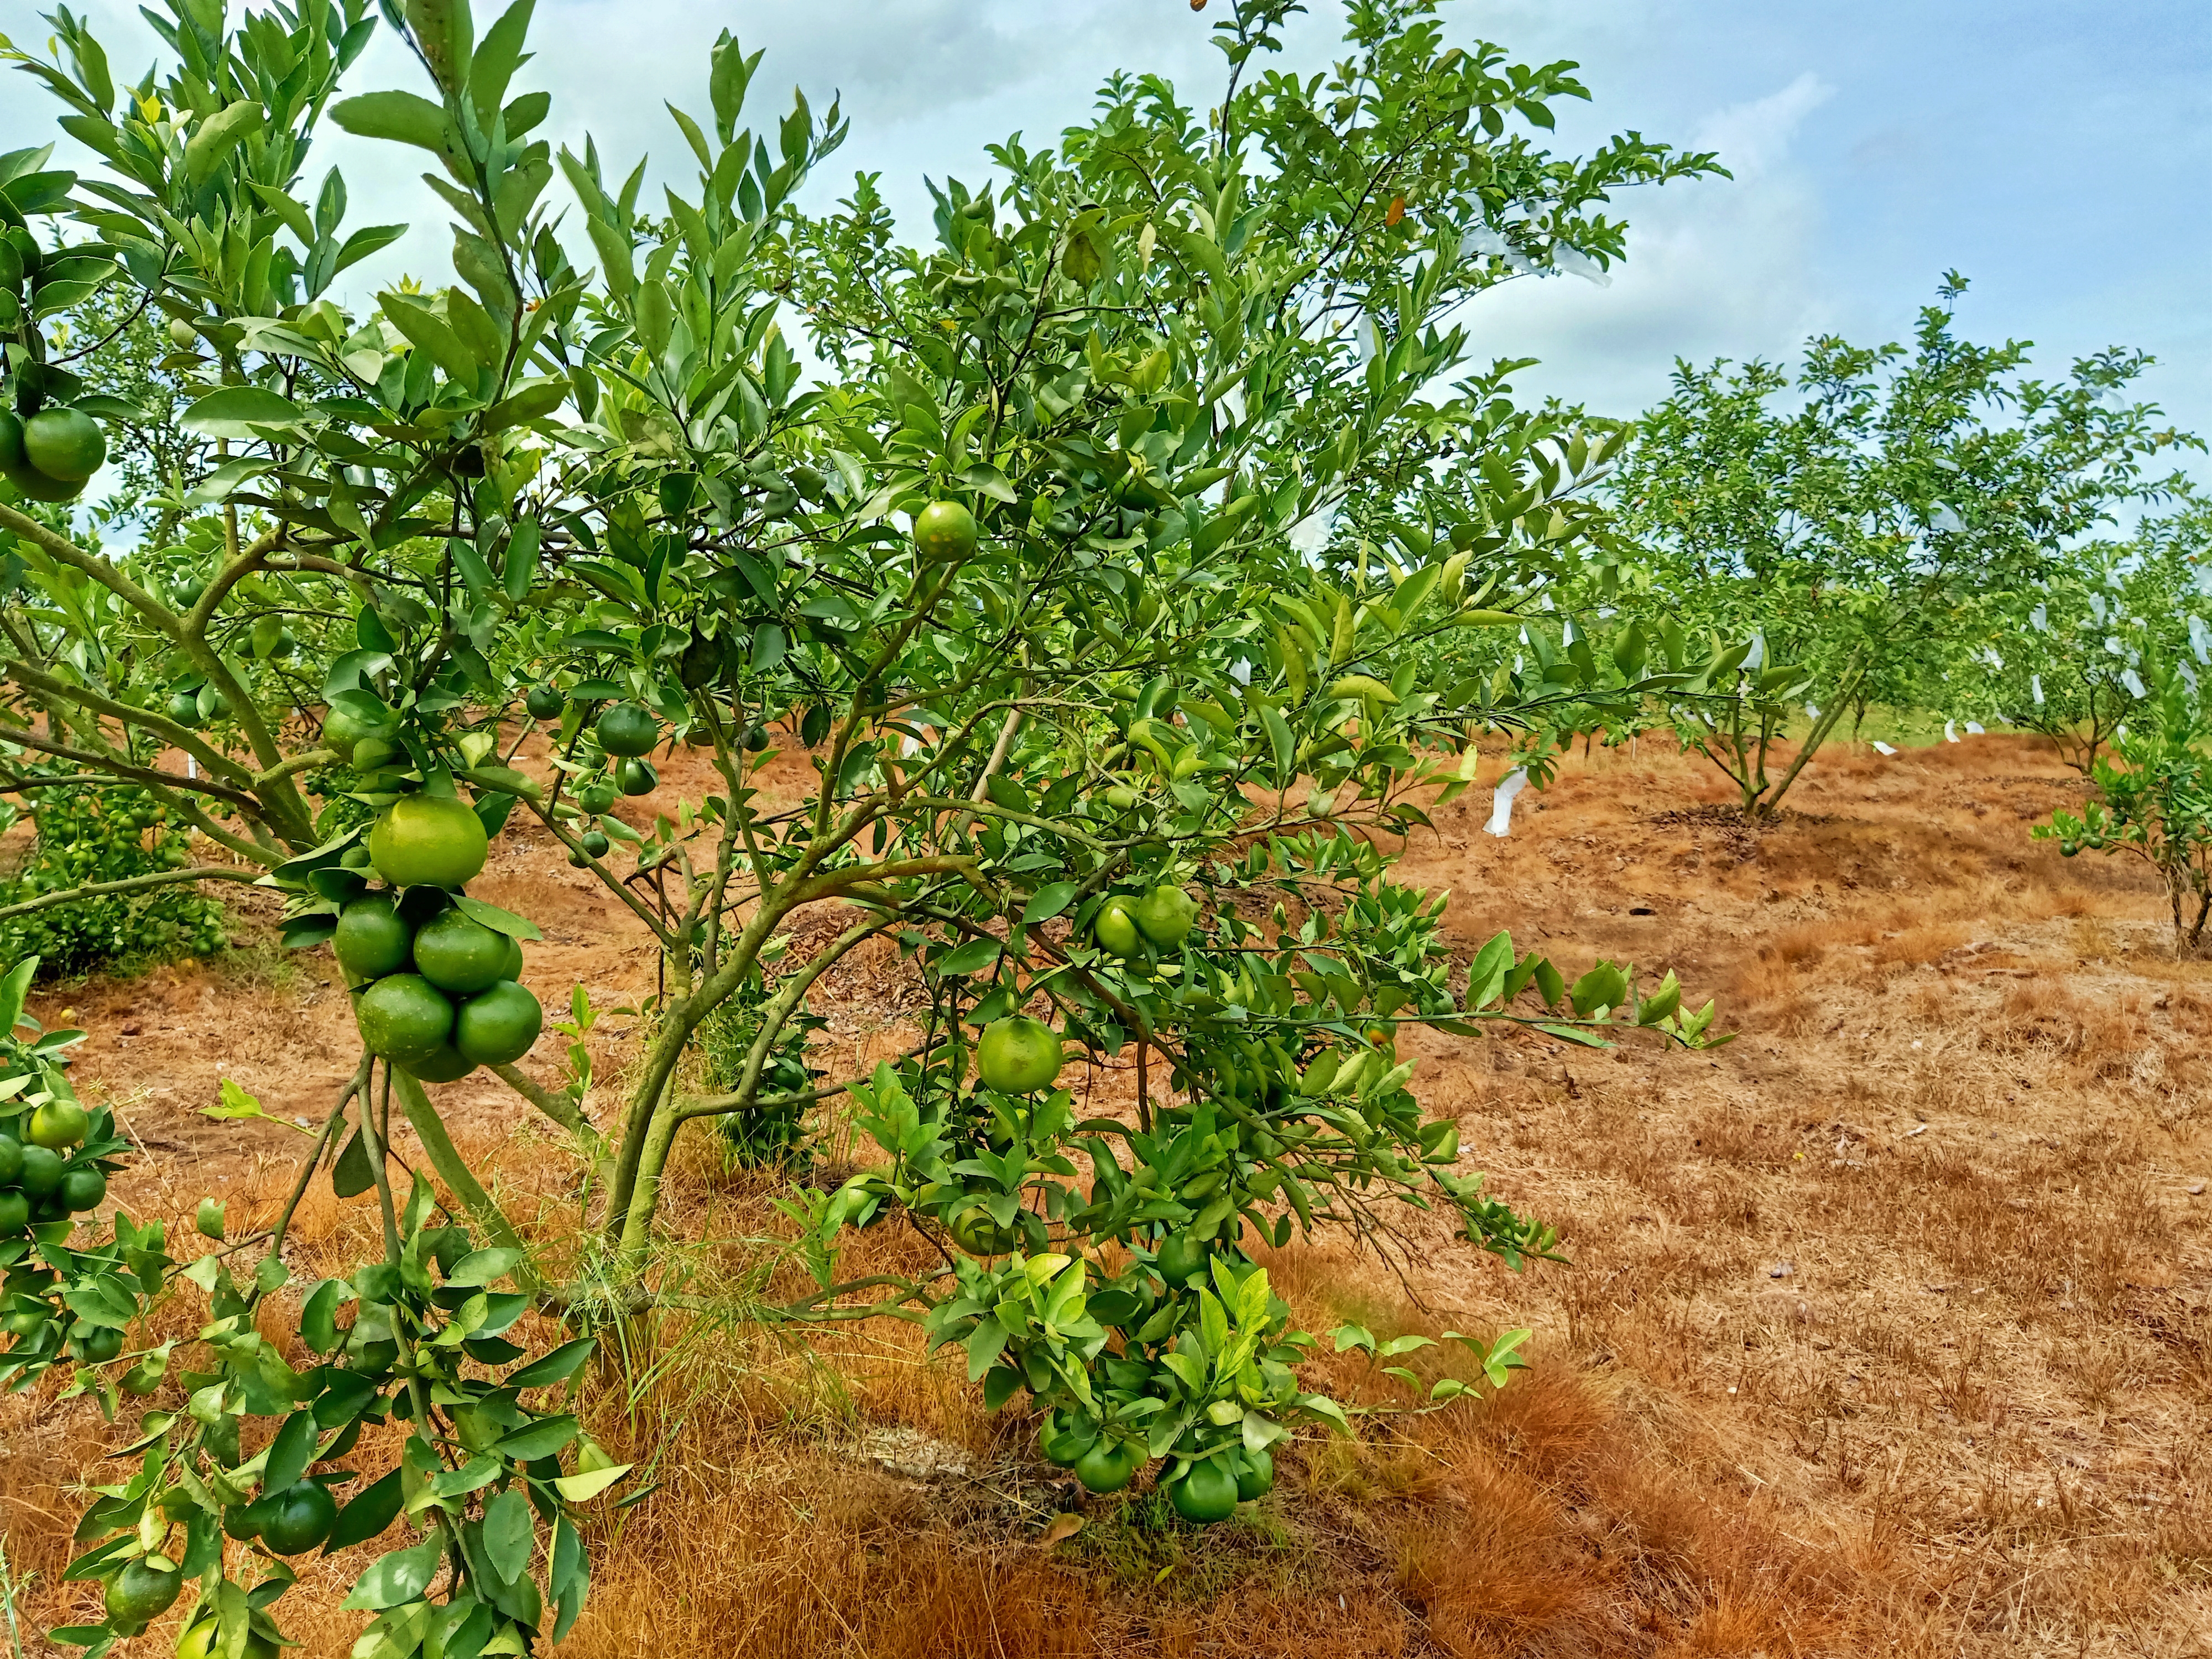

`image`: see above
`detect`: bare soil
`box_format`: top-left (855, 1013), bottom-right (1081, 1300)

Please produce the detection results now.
top-left (4, 733), bottom-right (2208, 1657)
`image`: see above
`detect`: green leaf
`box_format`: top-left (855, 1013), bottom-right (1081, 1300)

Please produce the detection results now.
top-left (183, 456), bottom-right (276, 507)
top-left (332, 90), bottom-right (460, 164)
top-left (481, 1486), bottom-right (533, 1584)
top-left (469, 0), bottom-right (536, 121)
top-left (936, 936), bottom-right (1000, 978)
top-left (332, 1127), bottom-right (375, 1198)
top-left (453, 896), bottom-right (544, 941)
top-left (381, 290), bottom-right (481, 383)
top-left (493, 1413), bottom-right (579, 1460)
top-left (184, 102), bottom-right (263, 186)
top-left (0, 957), bottom-right (36, 1038)
top-left (181, 387), bottom-right (302, 440)
top-left (505, 1337), bottom-right (593, 1389)
top-left (447, 1246), bottom-right (524, 1286)
top-left (262, 1409), bottom-right (319, 1496)
top-left (550, 1463), bottom-right (629, 1503)
top-left (340, 1534), bottom-right (445, 1610)
top-left (1021, 882), bottom-right (1077, 924)
top-left (481, 377), bottom-right (568, 431)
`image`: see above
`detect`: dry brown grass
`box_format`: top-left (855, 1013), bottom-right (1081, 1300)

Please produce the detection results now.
top-left (5, 734), bottom-right (2210, 1655)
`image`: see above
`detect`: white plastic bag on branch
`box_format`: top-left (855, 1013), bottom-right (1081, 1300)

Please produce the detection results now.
top-left (1485, 768), bottom-right (1530, 837)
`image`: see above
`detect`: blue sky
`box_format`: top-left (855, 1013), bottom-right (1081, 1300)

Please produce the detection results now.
top-left (6, 0), bottom-right (2207, 478)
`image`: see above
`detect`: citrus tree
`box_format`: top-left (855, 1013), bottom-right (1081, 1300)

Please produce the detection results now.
top-left (2034, 649), bottom-right (2212, 952)
top-left (1598, 276), bottom-right (2202, 817)
top-left (1949, 498), bottom-right (2210, 775)
top-left (1, 0), bottom-right (1733, 1647)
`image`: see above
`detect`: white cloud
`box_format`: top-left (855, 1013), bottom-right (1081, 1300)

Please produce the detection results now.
top-left (1463, 71), bottom-right (1838, 418)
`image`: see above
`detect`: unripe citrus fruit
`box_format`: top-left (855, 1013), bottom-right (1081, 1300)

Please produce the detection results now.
top-left (258, 1480), bottom-right (337, 1555)
top-left (27, 1099), bottom-right (87, 1148)
top-left (1234, 1445), bottom-right (1275, 1501)
top-left (178, 1619), bottom-right (279, 1659)
top-left (400, 1044), bottom-right (476, 1083)
top-left (22, 408), bottom-right (106, 482)
top-left (78, 1323), bottom-right (123, 1362)
top-left (411, 909), bottom-right (510, 995)
top-left (494, 931), bottom-right (524, 980)
top-left (1154, 1230), bottom-right (1209, 1287)
top-left (368, 795), bottom-right (487, 890)
top-left (0, 447), bottom-right (77, 499)
top-left (0, 1134), bottom-right (19, 1185)
top-left (1093, 898), bottom-right (1142, 957)
top-left (0, 1191), bottom-right (28, 1230)
top-left (104, 1558), bottom-right (181, 1628)
top-left (946, 1202), bottom-right (1016, 1255)
top-left (1073, 1437), bottom-right (1144, 1494)
top-left (1039, 1410), bottom-right (1099, 1467)
top-left (454, 980), bottom-right (542, 1066)
top-left (615, 756), bottom-right (658, 796)
top-left (59, 1166), bottom-right (107, 1211)
top-left (912, 500), bottom-right (978, 562)
top-left (333, 894), bottom-right (413, 981)
top-left (976, 1016), bottom-right (1063, 1093)
top-left (1132, 884), bottom-right (1197, 947)
top-left (596, 702), bottom-right (660, 757)
top-left (525, 685), bottom-right (564, 720)
top-left (1167, 1455), bottom-right (1239, 1523)
top-left (322, 702), bottom-right (400, 765)
top-left (356, 974), bottom-right (455, 1064)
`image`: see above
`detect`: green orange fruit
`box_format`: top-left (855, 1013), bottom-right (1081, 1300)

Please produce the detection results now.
top-left (368, 795), bottom-right (488, 890)
top-left (0, 1133), bottom-right (17, 1186)
top-left (0, 1192), bottom-right (28, 1230)
top-left (103, 1557), bottom-right (181, 1628)
top-left (322, 702), bottom-right (401, 766)
top-left (1154, 1231), bottom-right (1209, 1287)
top-left (59, 1166), bottom-right (107, 1212)
top-left (257, 1480), bottom-right (337, 1555)
top-left (22, 408), bottom-right (106, 481)
top-left (1234, 1445), bottom-right (1275, 1501)
top-left (1073, 1437), bottom-right (1144, 1495)
top-left (525, 685), bottom-right (564, 720)
top-left (596, 702), bottom-right (660, 757)
top-left (1132, 884), bottom-right (1197, 948)
top-left (400, 1044), bottom-right (476, 1083)
top-left (356, 974), bottom-right (455, 1065)
top-left (1093, 899), bottom-right (1141, 958)
top-left (27, 1099), bottom-right (86, 1148)
top-left (333, 894), bottom-right (413, 981)
top-left (411, 909), bottom-right (510, 995)
top-left (912, 500), bottom-right (978, 563)
top-left (946, 1202), bottom-right (1017, 1256)
top-left (615, 756), bottom-right (658, 796)
top-left (1039, 1410), bottom-right (1099, 1468)
top-left (1166, 1455), bottom-right (1239, 1524)
top-left (18, 1144), bottom-right (64, 1199)
top-left (454, 980), bottom-right (541, 1066)
top-left (976, 1016), bottom-right (1063, 1094)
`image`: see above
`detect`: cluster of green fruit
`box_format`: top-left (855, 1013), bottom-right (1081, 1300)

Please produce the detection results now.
top-left (221, 1474), bottom-right (341, 1556)
top-left (519, 689), bottom-right (667, 820)
top-left (0, 230), bottom-right (108, 504)
top-left (1091, 883), bottom-right (1198, 959)
top-left (337, 795), bottom-right (542, 1080)
top-left (0, 403), bottom-right (105, 504)
top-left (1041, 1407), bottom-right (1276, 1521)
top-left (1, 1097), bottom-right (117, 1360)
